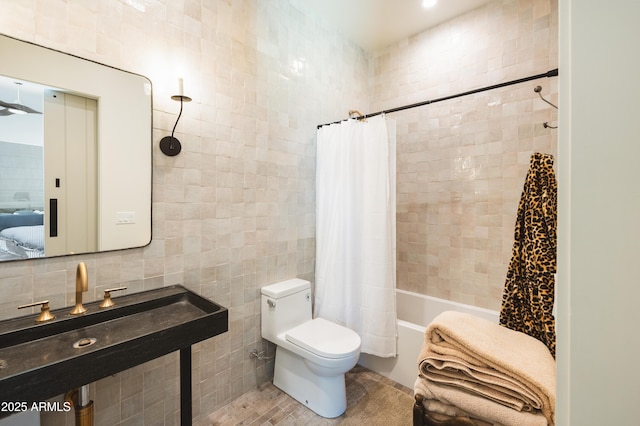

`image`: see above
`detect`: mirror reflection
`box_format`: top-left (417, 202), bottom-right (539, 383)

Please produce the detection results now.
top-left (0, 34), bottom-right (152, 262)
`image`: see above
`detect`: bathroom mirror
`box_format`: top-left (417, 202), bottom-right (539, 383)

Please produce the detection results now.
top-left (0, 34), bottom-right (151, 262)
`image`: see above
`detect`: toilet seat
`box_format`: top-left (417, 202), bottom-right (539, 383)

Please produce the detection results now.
top-left (286, 317), bottom-right (361, 359)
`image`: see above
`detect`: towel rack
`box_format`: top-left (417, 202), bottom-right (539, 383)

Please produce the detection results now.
top-left (534, 85), bottom-right (558, 129)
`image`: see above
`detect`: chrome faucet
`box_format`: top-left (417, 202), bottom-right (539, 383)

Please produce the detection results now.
top-left (70, 262), bottom-right (88, 315)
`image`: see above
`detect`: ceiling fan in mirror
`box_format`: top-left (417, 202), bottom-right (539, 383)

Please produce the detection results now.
top-left (0, 81), bottom-right (41, 115)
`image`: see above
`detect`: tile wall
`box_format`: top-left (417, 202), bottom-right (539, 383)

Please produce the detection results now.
top-left (371, 0), bottom-right (558, 310)
top-left (0, 0), bottom-right (559, 423)
top-left (0, 0), bottom-right (368, 424)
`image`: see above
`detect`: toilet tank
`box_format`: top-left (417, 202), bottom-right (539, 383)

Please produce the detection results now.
top-left (261, 278), bottom-right (312, 343)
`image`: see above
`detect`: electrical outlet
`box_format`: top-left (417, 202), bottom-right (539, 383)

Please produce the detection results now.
top-left (116, 212), bottom-right (136, 224)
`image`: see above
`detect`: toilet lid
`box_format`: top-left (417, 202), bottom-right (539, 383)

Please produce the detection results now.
top-left (286, 317), bottom-right (361, 359)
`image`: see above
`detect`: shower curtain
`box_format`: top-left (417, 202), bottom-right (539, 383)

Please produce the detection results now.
top-left (315, 114), bottom-right (397, 357)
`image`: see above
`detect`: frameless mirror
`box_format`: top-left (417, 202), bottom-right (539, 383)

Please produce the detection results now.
top-left (0, 34), bottom-right (152, 262)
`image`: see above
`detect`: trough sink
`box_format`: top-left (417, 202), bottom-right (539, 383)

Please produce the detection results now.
top-left (0, 285), bottom-right (228, 408)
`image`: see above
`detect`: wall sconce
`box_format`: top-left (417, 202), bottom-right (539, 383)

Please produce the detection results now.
top-left (159, 78), bottom-right (191, 156)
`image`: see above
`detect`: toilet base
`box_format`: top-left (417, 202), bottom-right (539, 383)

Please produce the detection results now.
top-left (273, 346), bottom-right (347, 418)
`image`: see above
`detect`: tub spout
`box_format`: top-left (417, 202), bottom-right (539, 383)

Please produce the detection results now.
top-left (70, 262), bottom-right (88, 315)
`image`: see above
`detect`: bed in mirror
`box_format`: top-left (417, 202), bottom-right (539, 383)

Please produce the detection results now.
top-left (0, 34), bottom-right (152, 262)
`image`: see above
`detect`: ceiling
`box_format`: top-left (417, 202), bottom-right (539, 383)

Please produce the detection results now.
top-left (299, 0), bottom-right (494, 51)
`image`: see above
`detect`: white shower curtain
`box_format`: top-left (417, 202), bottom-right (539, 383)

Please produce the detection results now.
top-left (315, 114), bottom-right (397, 357)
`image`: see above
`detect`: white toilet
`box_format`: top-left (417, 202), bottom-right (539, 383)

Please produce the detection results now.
top-left (260, 278), bottom-right (361, 418)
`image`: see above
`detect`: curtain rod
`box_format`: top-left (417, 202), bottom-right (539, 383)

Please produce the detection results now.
top-left (317, 68), bottom-right (559, 129)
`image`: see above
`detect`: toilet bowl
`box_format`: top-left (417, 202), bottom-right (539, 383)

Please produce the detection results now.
top-left (261, 278), bottom-right (361, 418)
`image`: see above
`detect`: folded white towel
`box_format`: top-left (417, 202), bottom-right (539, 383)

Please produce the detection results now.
top-left (417, 311), bottom-right (556, 425)
top-left (414, 376), bottom-right (548, 426)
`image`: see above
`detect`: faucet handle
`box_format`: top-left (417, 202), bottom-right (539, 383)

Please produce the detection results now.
top-left (18, 300), bottom-right (56, 323)
top-left (99, 287), bottom-right (127, 309)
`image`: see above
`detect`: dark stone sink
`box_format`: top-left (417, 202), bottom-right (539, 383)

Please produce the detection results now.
top-left (0, 285), bottom-right (228, 410)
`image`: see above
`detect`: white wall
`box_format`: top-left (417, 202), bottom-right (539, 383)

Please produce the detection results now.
top-left (558, 1), bottom-right (640, 424)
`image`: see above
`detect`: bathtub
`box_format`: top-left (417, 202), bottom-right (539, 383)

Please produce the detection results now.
top-left (357, 289), bottom-right (499, 389)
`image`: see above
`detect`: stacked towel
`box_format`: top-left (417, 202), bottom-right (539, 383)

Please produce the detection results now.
top-left (415, 311), bottom-right (556, 426)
